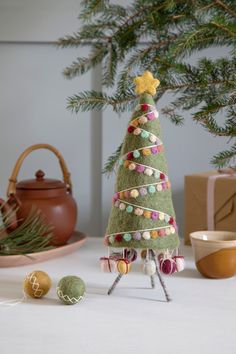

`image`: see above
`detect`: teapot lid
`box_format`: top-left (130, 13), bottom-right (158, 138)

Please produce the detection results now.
top-left (16, 170), bottom-right (65, 190)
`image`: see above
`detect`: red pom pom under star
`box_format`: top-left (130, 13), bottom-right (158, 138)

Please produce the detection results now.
top-left (140, 104), bottom-right (149, 112)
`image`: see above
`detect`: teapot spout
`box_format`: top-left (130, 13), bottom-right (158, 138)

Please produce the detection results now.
top-left (0, 198), bottom-right (18, 232)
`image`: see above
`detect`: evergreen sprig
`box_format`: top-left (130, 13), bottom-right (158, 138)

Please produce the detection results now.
top-left (102, 142), bottom-right (123, 176)
top-left (58, 0), bottom-right (236, 170)
top-left (0, 205), bottom-right (54, 256)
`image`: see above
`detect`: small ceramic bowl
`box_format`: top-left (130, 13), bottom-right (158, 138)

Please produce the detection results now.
top-left (190, 231), bottom-right (236, 279)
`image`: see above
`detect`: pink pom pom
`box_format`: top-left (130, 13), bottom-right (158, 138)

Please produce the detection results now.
top-left (160, 258), bottom-right (177, 275)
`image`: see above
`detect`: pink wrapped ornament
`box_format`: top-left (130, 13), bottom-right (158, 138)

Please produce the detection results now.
top-left (173, 256), bottom-right (185, 272)
top-left (160, 258), bottom-right (177, 275)
top-left (100, 257), bottom-right (117, 273)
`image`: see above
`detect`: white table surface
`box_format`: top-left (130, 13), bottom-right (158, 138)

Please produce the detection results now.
top-left (0, 237), bottom-right (235, 354)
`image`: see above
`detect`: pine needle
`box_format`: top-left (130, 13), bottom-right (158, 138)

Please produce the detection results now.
top-left (0, 206), bottom-right (54, 256)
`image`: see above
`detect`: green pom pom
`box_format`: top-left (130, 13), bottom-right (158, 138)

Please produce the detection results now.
top-left (141, 131), bottom-right (149, 139)
top-left (141, 130), bottom-right (149, 139)
top-left (148, 185), bottom-right (156, 194)
top-left (57, 276), bottom-right (85, 305)
top-left (126, 205), bottom-right (133, 213)
top-left (133, 150), bottom-right (141, 158)
top-left (123, 233), bottom-right (132, 241)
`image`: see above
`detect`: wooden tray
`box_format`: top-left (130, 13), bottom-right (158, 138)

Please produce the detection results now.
top-left (0, 231), bottom-right (87, 268)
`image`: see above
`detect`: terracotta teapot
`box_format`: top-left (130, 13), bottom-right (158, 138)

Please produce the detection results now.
top-left (0, 144), bottom-right (77, 246)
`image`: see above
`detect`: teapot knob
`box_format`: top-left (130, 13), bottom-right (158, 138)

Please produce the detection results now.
top-left (35, 170), bottom-right (45, 181)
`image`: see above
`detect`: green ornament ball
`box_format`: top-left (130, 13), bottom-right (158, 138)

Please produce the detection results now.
top-left (56, 276), bottom-right (85, 305)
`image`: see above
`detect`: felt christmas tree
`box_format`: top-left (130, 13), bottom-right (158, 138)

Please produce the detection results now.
top-left (101, 71), bottom-right (184, 301)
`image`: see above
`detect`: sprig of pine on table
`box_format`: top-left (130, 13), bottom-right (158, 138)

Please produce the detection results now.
top-left (0, 205), bottom-right (54, 256)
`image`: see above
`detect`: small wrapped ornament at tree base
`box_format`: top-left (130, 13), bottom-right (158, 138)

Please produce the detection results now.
top-left (159, 257), bottom-right (177, 275)
top-left (117, 258), bottom-right (131, 274)
top-left (143, 259), bottom-right (156, 276)
top-left (101, 71), bottom-right (184, 301)
top-left (100, 257), bottom-right (117, 273)
top-left (173, 256), bottom-right (185, 272)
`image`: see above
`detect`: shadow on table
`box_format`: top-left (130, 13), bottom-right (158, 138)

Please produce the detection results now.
top-left (174, 268), bottom-right (203, 279)
top-left (86, 282), bottom-right (168, 302)
top-left (0, 275), bottom-right (59, 307)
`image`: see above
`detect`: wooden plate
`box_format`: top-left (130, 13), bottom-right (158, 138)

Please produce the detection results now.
top-left (0, 231), bottom-right (87, 268)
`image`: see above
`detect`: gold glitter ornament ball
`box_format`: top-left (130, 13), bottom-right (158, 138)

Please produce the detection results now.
top-left (24, 270), bottom-right (52, 298)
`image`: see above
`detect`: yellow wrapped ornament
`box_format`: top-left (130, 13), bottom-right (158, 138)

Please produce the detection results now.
top-left (117, 259), bottom-right (131, 274)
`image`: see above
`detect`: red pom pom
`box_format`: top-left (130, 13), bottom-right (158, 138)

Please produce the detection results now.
top-left (169, 217), bottom-right (174, 225)
top-left (127, 152), bottom-right (133, 160)
top-left (160, 173), bottom-right (165, 180)
top-left (140, 104), bottom-right (149, 112)
top-left (127, 126), bottom-right (135, 133)
top-left (115, 234), bottom-right (123, 242)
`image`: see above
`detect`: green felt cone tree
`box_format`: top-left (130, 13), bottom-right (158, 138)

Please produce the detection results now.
top-left (105, 72), bottom-right (179, 251)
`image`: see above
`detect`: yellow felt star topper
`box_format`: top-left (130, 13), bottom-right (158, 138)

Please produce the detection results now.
top-left (134, 71), bottom-right (160, 96)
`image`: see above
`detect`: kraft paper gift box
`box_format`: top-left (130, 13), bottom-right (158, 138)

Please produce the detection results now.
top-left (184, 170), bottom-right (236, 245)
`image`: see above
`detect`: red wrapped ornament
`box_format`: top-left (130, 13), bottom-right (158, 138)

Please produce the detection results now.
top-left (159, 257), bottom-right (177, 275)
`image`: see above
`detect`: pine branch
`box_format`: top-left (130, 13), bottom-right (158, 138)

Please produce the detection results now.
top-left (60, 0), bottom-right (236, 169)
top-left (79, 0), bottom-right (109, 22)
top-left (63, 45), bottom-right (108, 79)
top-left (103, 143), bottom-right (123, 175)
top-left (67, 90), bottom-right (137, 113)
top-left (0, 207), bottom-right (54, 255)
top-left (211, 143), bottom-right (236, 168)
top-left (102, 43), bottom-right (118, 87)
top-left (215, 0), bottom-right (236, 19)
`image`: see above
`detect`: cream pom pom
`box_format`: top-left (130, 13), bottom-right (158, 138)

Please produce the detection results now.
top-left (142, 231), bottom-right (151, 240)
top-left (130, 189), bottom-right (139, 198)
top-left (144, 168), bottom-right (153, 176)
top-left (128, 163), bottom-right (136, 171)
top-left (149, 134), bottom-right (156, 143)
top-left (134, 208), bottom-right (143, 216)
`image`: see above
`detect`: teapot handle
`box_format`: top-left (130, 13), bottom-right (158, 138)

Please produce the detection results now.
top-left (7, 144), bottom-right (73, 197)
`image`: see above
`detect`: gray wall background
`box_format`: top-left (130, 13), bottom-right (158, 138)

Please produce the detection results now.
top-left (0, 0), bottom-right (227, 237)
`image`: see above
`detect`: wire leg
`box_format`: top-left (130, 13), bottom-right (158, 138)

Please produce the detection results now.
top-left (108, 273), bottom-right (123, 295)
top-left (150, 249), bottom-right (171, 302)
top-left (150, 275), bottom-right (155, 288)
